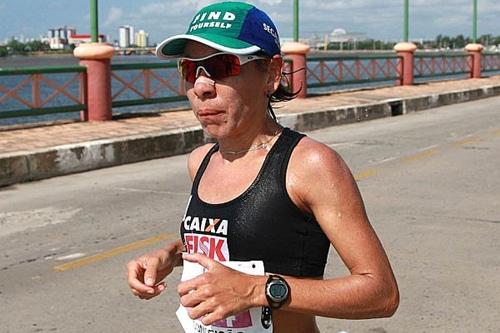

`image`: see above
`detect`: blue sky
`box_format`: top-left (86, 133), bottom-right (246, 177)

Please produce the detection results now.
top-left (1, 0), bottom-right (499, 43)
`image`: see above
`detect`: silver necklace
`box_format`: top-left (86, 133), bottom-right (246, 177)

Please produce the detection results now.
top-left (219, 130), bottom-right (282, 155)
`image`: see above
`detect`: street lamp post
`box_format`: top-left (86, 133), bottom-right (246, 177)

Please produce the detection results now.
top-left (90, 0), bottom-right (99, 43)
top-left (394, 0), bottom-right (416, 85)
top-left (73, 0), bottom-right (114, 121)
top-left (465, 0), bottom-right (483, 79)
top-left (472, 0), bottom-right (478, 43)
top-left (404, 0), bottom-right (409, 42)
top-left (293, 0), bottom-right (299, 42)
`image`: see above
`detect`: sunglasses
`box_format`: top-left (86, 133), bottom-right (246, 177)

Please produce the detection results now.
top-left (178, 52), bottom-right (268, 84)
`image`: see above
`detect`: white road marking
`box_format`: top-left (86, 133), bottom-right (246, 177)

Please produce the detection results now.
top-left (55, 253), bottom-right (86, 261)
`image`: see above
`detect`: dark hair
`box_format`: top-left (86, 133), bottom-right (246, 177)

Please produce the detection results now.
top-left (254, 54), bottom-right (301, 121)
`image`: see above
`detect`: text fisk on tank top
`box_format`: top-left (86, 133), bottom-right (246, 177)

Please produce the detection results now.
top-left (180, 128), bottom-right (330, 277)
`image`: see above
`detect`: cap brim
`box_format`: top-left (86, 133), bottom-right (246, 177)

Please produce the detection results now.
top-left (155, 33), bottom-right (261, 59)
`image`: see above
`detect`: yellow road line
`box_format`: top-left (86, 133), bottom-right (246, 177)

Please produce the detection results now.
top-left (453, 136), bottom-right (481, 147)
top-left (354, 168), bottom-right (379, 181)
top-left (54, 232), bottom-right (177, 272)
top-left (402, 149), bottom-right (438, 164)
top-left (56, 129), bottom-right (499, 272)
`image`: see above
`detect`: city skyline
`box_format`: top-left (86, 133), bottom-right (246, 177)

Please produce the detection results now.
top-left (1, 0), bottom-right (499, 44)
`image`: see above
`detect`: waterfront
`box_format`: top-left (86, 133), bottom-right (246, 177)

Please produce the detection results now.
top-left (2, 52), bottom-right (498, 127)
top-left (0, 54), bottom-right (162, 67)
top-left (0, 52), bottom-right (403, 127)
top-left (0, 54), bottom-right (189, 126)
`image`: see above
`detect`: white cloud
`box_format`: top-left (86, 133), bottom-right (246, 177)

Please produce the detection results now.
top-left (256, 0), bottom-right (283, 5)
top-left (139, 3), bottom-right (168, 15)
top-left (88, 0), bottom-right (499, 44)
top-left (104, 7), bottom-right (123, 27)
top-left (433, 15), bottom-right (469, 29)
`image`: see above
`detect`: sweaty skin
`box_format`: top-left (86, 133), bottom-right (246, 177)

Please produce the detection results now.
top-left (126, 40), bottom-right (399, 333)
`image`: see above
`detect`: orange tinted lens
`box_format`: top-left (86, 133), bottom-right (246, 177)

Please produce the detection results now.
top-left (179, 54), bottom-right (241, 83)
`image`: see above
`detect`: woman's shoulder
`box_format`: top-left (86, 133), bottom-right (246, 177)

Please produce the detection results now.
top-left (288, 135), bottom-right (355, 200)
top-left (292, 135), bottom-right (346, 172)
top-left (187, 143), bottom-right (216, 181)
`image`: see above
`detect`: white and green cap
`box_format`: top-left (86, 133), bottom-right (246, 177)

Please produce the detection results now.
top-left (156, 1), bottom-right (281, 59)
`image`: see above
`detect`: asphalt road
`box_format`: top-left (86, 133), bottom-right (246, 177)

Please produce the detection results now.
top-left (1, 96), bottom-right (499, 332)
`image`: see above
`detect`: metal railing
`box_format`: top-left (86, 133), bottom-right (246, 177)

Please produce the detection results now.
top-left (482, 52), bottom-right (500, 73)
top-left (305, 54), bottom-right (402, 89)
top-left (110, 62), bottom-right (187, 108)
top-left (414, 53), bottom-right (471, 80)
top-left (1, 51), bottom-right (500, 124)
top-left (0, 66), bottom-right (87, 119)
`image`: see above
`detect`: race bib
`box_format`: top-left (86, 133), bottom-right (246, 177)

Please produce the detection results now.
top-left (176, 260), bottom-right (273, 333)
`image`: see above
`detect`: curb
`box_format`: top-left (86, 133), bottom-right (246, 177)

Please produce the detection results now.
top-left (1, 84), bottom-right (500, 187)
top-left (0, 126), bottom-right (205, 187)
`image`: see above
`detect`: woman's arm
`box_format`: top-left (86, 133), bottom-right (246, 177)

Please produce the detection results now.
top-left (277, 137), bottom-right (399, 318)
top-left (177, 138), bottom-right (399, 323)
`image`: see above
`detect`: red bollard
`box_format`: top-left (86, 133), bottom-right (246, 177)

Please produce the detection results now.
top-left (465, 43), bottom-right (484, 79)
top-left (394, 42), bottom-right (417, 86)
top-left (74, 43), bottom-right (115, 121)
top-left (282, 42), bottom-right (310, 98)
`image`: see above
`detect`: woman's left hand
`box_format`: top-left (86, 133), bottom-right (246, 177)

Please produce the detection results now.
top-left (178, 253), bottom-right (264, 325)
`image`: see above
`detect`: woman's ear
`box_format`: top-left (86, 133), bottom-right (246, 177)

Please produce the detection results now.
top-left (267, 55), bottom-right (283, 93)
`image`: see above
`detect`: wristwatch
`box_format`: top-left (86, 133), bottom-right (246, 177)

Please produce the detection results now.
top-left (265, 275), bottom-right (290, 309)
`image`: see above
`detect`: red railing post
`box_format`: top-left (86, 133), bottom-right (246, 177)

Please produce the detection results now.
top-left (74, 43), bottom-right (115, 121)
top-left (32, 74), bottom-right (41, 108)
top-left (465, 43), bottom-right (484, 78)
top-left (394, 42), bottom-right (417, 86)
top-left (282, 42), bottom-right (310, 98)
top-left (144, 69), bottom-right (151, 99)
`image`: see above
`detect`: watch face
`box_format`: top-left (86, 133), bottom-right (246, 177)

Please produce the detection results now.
top-left (269, 281), bottom-right (288, 300)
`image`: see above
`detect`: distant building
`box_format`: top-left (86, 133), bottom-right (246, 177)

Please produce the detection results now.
top-left (119, 26), bottom-right (131, 48)
top-left (119, 26), bottom-right (150, 48)
top-left (128, 26), bottom-right (135, 46)
top-left (69, 34), bottom-right (106, 47)
top-left (119, 25), bottom-right (137, 47)
top-left (330, 28), bottom-right (367, 43)
top-left (47, 26), bottom-right (77, 50)
top-left (135, 30), bottom-right (149, 47)
top-left (309, 28), bottom-right (369, 50)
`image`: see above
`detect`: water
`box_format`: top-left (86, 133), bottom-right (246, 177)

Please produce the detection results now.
top-left (0, 54), bottom-right (190, 126)
top-left (2, 53), bottom-right (495, 127)
top-left (0, 54), bottom-right (161, 68)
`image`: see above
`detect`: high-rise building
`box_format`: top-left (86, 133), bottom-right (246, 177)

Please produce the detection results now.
top-left (46, 26), bottom-right (68, 49)
top-left (119, 26), bottom-right (130, 48)
top-left (128, 26), bottom-right (135, 46)
top-left (46, 26), bottom-right (77, 49)
top-left (58, 28), bottom-right (67, 40)
top-left (66, 27), bottom-right (76, 39)
top-left (135, 30), bottom-right (149, 48)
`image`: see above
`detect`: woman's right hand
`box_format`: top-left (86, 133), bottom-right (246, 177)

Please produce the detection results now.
top-left (126, 241), bottom-right (182, 300)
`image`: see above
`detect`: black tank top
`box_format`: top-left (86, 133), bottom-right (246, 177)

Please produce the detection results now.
top-left (180, 128), bottom-right (330, 277)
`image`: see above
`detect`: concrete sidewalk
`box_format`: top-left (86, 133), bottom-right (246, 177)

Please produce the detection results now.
top-left (1, 75), bottom-right (500, 187)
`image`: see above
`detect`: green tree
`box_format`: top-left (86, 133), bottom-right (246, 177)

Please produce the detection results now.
top-left (26, 40), bottom-right (50, 52)
top-left (455, 34), bottom-right (466, 48)
top-left (0, 45), bottom-right (8, 57)
top-left (441, 35), bottom-right (451, 49)
top-left (7, 39), bottom-right (26, 53)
